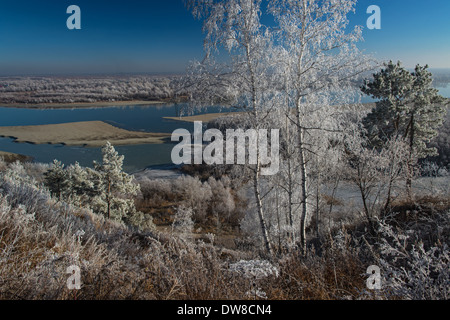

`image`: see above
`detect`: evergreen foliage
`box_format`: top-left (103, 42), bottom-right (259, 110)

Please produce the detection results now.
top-left (92, 142), bottom-right (140, 221)
top-left (44, 160), bottom-right (69, 200)
top-left (362, 61), bottom-right (446, 158)
top-left (361, 61), bottom-right (447, 195)
top-left (44, 142), bottom-right (142, 225)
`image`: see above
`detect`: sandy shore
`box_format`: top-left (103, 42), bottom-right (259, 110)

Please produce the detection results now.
top-left (0, 121), bottom-right (172, 147)
top-left (164, 112), bottom-right (244, 123)
top-left (0, 100), bottom-right (166, 109)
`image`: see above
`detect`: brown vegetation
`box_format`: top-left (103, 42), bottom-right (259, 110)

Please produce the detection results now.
top-left (0, 151), bottom-right (32, 164)
top-left (1, 157), bottom-right (448, 300)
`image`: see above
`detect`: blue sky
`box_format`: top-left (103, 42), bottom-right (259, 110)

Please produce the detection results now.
top-left (0, 0), bottom-right (449, 75)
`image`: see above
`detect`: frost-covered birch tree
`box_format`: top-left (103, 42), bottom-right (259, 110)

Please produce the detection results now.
top-left (185, 0), bottom-right (373, 255)
top-left (268, 0), bottom-right (372, 253)
top-left (185, 0), bottom-right (276, 256)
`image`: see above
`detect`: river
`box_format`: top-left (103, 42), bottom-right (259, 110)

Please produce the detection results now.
top-left (0, 84), bottom-right (448, 173)
top-left (0, 103), bottom-right (221, 173)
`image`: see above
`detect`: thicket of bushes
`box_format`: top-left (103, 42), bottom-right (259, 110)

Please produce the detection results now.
top-left (0, 156), bottom-right (448, 300)
top-left (136, 175), bottom-right (246, 233)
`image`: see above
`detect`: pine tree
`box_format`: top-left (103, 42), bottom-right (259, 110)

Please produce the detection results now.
top-left (44, 159), bottom-right (69, 200)
top-left (361, 61), bottom-right (446, 196)
top-left (92, 142), bottom-right (140, 221)
top-left (66, 162), bottom-right (98, 204)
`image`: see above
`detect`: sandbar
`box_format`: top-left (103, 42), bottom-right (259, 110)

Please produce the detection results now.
top-left (164, 112), bottom-right (244, 123)
top-left (0, 121), bottom-right (172, 147)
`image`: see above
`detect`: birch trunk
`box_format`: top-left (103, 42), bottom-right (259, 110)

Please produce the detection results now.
top-left (295, 107), bottom-right (308, 254)
top-left (254, 158), bottom-right (274, 256)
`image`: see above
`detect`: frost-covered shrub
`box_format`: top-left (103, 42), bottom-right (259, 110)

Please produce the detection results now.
top-left (173, 175), bottom-right (212, 222)
top-left (171, 206), bottom-right (195, 240)
top-left (376, 213), bottom-right (450, 300)
top-left (140, 178), bottom-right (173, 202)
top-left (229, 259), bottom-right (279, 279)
top-left (0, 162), bottom-right (48, 213)
top-left (126, 210), bottom-right (156, 232)
top-left (0, 158), bottom-right (7, 172)
top-left (137, 174), bottom-right (244, 229)
top-left (2, 161), bottom-right (38, 187)
top-left (207, 176), bottom-right (235, 217)
top-left (421, 160), bottom-right (449, 177)
top-left (22, 162), bottom-right (50, 183)
top-left (229, 259), bottom-right (279, 299)
top-left (428, 109), bottom-right (450, 168)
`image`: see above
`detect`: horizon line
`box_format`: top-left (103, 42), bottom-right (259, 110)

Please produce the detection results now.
top-left (0, 71), bottom-right (186, 78)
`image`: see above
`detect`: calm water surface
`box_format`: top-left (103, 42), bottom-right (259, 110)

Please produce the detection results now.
top-left (0, 86), bottom-right (448, 173)
top-left (0, 103), bottom-right (223, 173)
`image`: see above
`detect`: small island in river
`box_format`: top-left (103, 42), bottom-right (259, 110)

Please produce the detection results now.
top-left (0, 121), bottom-right (172, 147)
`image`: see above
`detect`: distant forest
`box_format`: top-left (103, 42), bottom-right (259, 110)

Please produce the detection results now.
top-left (0, 76), bottom-right (184, 104)
top-left (1, 70), bottom-right (449, 105)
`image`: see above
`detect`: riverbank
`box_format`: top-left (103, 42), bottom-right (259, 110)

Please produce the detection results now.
top-left (164, 111), bottom-right (244, 123)
top-left (162, 103), bottom-right (378, 123)
top-left (0, 100), bottom-right (168, 109)
top-left (0, 121), bottom-right (172, 147)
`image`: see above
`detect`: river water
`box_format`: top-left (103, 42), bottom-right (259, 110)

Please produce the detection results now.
top-left (0, 85), bottom-right (448, 173)
top-left (0, 103), bottom-right (222, 173)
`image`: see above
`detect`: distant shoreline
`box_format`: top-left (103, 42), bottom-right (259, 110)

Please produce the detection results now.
top-left (163, 103), bottom-right (379, 123)
top-left (0, 99), bottom-right (170, 110)
top-left (164, 112), bottom-right (245, 123)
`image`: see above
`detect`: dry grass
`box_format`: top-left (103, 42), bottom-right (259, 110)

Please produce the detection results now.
top-left (1, 159), bottom-right (447, 300)
top-left (266, 251), bottom-right (368, 300)
top-left (0, 163), bottom-right (253, 299)
top-left (0, 151), bottom-right (32, 164)
top-left (385, 195), bottom-right (450, 221)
